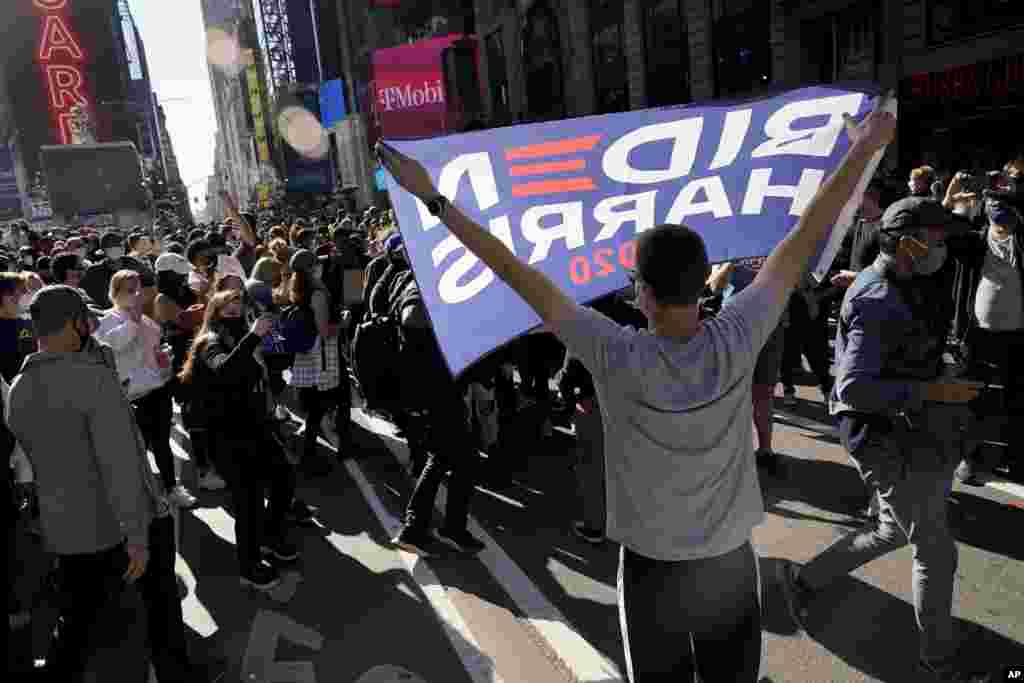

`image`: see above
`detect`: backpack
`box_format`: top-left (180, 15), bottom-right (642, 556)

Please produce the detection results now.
top-left (277, 304), bottom-right (318, 354)
top-left (351, 314), bottom-right (400, 409)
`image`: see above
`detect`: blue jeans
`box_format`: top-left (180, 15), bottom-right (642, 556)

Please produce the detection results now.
top-left (799, 403), bottom-right (966, 661)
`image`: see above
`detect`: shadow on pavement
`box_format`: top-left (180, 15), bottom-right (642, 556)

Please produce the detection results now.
top-left (759, 555), bottom-right (1024, 681)
top-left (948, 491), bottom-right (1024, 562)
top-left (761, 452), bottom-right (870, 522)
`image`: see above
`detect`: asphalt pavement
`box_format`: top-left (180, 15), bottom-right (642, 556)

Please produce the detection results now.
top-left (11, 380), bottom-right (1024, 682)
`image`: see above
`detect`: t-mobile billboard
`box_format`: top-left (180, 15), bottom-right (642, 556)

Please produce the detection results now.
top-left (372, 34), bottom-right (467, 139)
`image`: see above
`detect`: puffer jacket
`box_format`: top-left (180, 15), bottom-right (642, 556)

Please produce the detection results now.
top-left (95, 309), bottom-right (171, 401)
top-left (185, 325), bottom-right (271, 431)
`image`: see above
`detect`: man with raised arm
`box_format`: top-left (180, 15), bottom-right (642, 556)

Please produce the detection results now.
top-left (378, 97), bottom-right (896, 682)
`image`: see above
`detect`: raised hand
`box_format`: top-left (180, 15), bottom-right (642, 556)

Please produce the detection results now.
top-left (376, 142), bottom-right (437, 202)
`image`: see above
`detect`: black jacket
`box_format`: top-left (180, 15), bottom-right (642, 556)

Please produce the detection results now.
top-left (949, 228), bottom-right (1024, 337)
top-left (183, 328), bottom-right (267, 430)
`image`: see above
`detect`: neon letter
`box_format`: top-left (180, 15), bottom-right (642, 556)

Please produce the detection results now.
top-left (33, 0), bottom-right (68, 10)
top-left (46, 65), bottom-right (87, 109)
top-left (39, 15), bottom-right (84, 62)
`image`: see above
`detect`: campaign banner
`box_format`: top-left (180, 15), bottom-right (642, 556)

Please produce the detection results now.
top-left (383, 85), bottom-right (889, 377)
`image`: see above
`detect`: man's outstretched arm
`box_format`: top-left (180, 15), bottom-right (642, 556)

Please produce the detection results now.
top-left (753, 94), bottom-right (896, 308)
top-left (377, 143), bottom-right (578, 327)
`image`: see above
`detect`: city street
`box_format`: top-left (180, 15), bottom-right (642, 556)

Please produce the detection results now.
top-left (180, 382), bottom-right (1024, 682)
top-left (11, 381), bottom-right (1024, 682)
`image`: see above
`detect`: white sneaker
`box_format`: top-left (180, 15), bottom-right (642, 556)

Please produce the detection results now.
top-left (167, 485), bottom-right (197, 508)
top-left (198, 470), bottom-right (227, 491)
top-left (275, 404), bottom-right (290, 421)
top-left (320, 414), bottom-right (340, 449)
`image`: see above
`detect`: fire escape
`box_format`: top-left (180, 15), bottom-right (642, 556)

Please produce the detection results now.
top-left (255, 0), bottom-right (296, 96)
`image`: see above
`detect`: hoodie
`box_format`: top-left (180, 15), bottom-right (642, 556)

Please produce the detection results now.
top-left (6, 340), bottom-right (166, 554)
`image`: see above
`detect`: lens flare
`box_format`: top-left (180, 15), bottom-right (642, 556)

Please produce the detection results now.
top-left (278, 106), bottom-right (329, 160)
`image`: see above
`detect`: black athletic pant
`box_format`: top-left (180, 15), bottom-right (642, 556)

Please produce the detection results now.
top-left (134, 384), bottom-right (176, 491)
top-left (618, 540), bottom-right (762, 682)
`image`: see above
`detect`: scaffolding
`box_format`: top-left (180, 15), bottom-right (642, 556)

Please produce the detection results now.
top-left (254, 0), bottom-right (297, 97)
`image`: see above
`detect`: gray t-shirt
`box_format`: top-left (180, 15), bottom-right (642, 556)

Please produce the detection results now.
top-left (550, 282), bottom-right (787, 561)
top-left (974, 230), bottom-right (1024, 331)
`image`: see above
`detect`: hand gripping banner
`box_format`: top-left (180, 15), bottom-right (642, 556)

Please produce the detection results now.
top-left (382, 85), bottom-right (894, 377)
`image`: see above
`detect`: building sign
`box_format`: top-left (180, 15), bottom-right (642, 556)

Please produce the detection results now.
top-left (33, 0), bottom-right (95, 145)
top-left (246, 65), bottom-right (271, 163)
top-left (371, 34), bottom-right (464, 139)
top-left (905, 52), bottom-right (1024, 104)
top-left (0, 146), bottom-right (23, 220)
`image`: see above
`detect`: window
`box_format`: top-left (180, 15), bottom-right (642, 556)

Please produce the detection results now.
top-left (591, 0), bottom-right (629, 114)
top-left (643, 0), bottom-right (691, 106)
top-left (803, 1), bottom-right (878, 84)
top-left (712, 0), bottom-right (771, 97)
top-left (485, 31), bottom-right (511, 124)
top-left (522, 0), bottom-right (566, 121)
top-left (928, 0), bottom-right (1024, 45)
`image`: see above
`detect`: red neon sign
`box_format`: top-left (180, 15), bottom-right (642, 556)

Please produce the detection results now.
top-left (34, 0), bottom-right (93, 145)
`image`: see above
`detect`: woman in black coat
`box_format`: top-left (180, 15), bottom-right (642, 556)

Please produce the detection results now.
top-left (178, 289), bottom-right (298, 591)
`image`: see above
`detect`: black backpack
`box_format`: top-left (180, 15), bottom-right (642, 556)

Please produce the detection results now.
top-left (278, 304), bottom-right (318, 354)
top-left (352, 314), bottom-right (400, 408)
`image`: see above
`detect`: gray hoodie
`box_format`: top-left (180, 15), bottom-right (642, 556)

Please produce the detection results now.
top-left (7, 340), bottom-right (166, 554)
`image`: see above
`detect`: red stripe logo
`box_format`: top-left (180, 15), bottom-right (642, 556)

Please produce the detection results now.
top-left (504, 135), bottom-right (602, 161)
top-left (511, 178), bottom-right (597, 198)
top-left (508, 159), bottom-right (586, 177)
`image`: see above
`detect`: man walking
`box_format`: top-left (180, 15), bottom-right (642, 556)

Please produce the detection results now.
top-left (379, 96), bottom-right (895, 680)
top-left (779, 197), bottom-right (989, 682)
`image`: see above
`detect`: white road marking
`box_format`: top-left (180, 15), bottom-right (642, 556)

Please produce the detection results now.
top-left (985, 479), bottom-right (1024, 500)
top-left (473, 485), bottom-right (525, 509)
top-left (191, 506), bottom-right (236, 545)
top-left (242, 610), bottom-right (323, 683)
top-left (351, 408), bottom-right (624, 683)
top-left (341, 456), bottom-right (502, 683)
top-left (175, 552), bottom-right (219, 638)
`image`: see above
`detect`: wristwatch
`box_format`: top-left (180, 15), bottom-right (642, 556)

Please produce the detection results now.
top-left (425, 195), bottom-right (450, 218)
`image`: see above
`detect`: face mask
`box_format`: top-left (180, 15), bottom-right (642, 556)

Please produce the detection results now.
top-left (22, 257), bottom-right (33, 267)
top-left (913, 241), bottom-right (948, 276)
top-left (105, 247), bottom-right (124, 260)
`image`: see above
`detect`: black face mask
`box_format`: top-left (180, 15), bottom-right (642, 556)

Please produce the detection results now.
top-left (157, 271), bottom-right (196, 309)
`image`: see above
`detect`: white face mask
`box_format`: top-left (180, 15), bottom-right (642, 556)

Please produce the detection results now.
top-left (105, 247), bottom-right (124, 260)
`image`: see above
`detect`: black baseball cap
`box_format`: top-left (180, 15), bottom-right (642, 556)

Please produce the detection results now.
top-left (881, 197), bottom-right (965, 235)
top-left (632, 224), bottom-right (709, 306)
top-left (29, 285), bottom-right (90, 337)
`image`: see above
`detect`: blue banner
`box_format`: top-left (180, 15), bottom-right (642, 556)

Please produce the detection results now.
top-left (383, 85), bottom-right (882, 377)
top-left (0, 146), bottom-right (22, 220)
top-left (319, 79), bottom-right (348, 129)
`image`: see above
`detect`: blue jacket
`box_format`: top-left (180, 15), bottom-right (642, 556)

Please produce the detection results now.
top-left (829, 261), bottom-right (940, 418)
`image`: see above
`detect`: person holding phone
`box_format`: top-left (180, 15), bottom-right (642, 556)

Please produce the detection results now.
top-left (178, 290), bottom-right (299, 591)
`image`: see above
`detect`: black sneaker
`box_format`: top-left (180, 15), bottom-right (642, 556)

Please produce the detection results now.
top-left (917, 653), bottom-right (992, 682)
top-left (240, 561), bottom-right (281, 591)
top-left (392, 526), bottom-right (437, 557)
top-left (571, 521), bottom-right (606, 545)
top-left (261, 538), bottom-right (300, 563)
top-left (777, 559), bottom-right (812, 633)
top-left (434, 527), bottom-right (486, 554)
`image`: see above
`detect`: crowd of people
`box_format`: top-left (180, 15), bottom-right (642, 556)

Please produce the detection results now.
top-left (4, 94), bottom-right (1019, 682)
